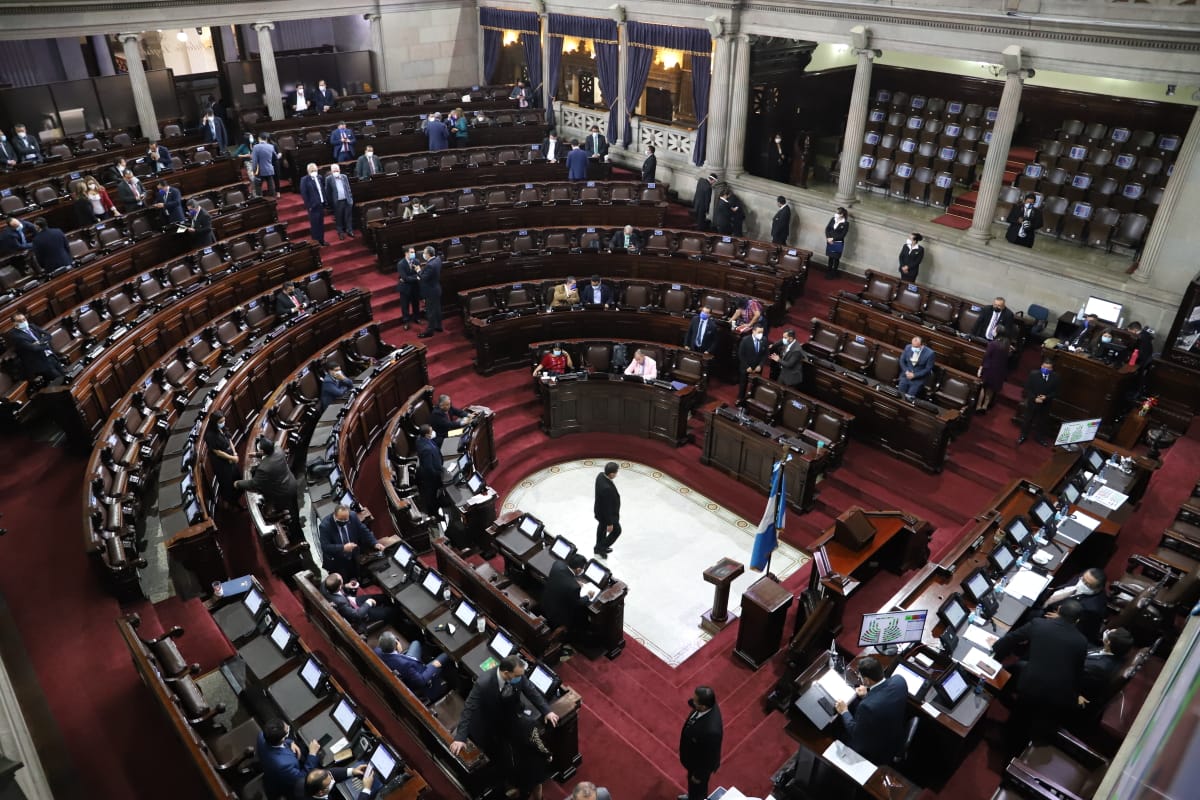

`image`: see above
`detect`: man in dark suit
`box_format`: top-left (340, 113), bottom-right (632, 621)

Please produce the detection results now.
top-left (973, 297), bottom-right (1016, 341)
top-left (0, 216), bottom-right (35, 255)
top-left (0, 133), bottom-right (19, 167)
top-left (274, 281), bottom-right (309, 318)
top-left (323, 164), bottom-right (354, 240)
top-left (185, 199), bottom-right (215, 247)
top-left (319, 366), bottom-right (353, 414)
top-left (898, 335), bottom-right (935, 398)
top-left (355, 145), bottom-right (383, 179)
top-left (1018, 357), bottom-right (1061, 446)
top-left (1066, 313), bottom-right (1100, 350)
top-left (714, 189), bottom-right (735, 235)
top-left (375, 631), bottom-right (449, 703)
top-left (425, 113), bottom-right (450, 151)
top-left (580, 275), bottom-right (613, 308)
top-left (541, 130), bottom-right (563, 162)
top-left (693, 174), bottom-right (717, 230)
top-left (1078, 627), bottom-right (1134, 709)
top-left (1126, 321), bottom-right (1154, 369)
top-left (117, 170), bottom-right (147, 212)
top-left (319, 503), bottom-right (379, 578)
top-left (593, 461), bottom-right (621, 557)
top-left (395, 247), bottom-right (422, 330)
top-left (898, 232), bottom-right (924, 282)
top-left (290, 84), bottom-right (312, 116)
top-left (737, 324), bottom-right (769, 401)
top-left (321, 572), bottom-right (399, 630)
top-left (153, 180), bottom-right (184, 225)
top-left (107, 158), bottom-right (128, 185)
top-left (566, 141), bottom-right (589, 181)
top-left (1006, 193), bottom-right (1043, 248)
top-left (834, 656), bottom-right (908, 764)
top-left (431, 394), bottom-right (471, 445)
top-left (542, 553), bottom-right (592, 643)
top-left (234, 437), bottom-right (302, 540)
top-left (1040, 567), bottom-right (1108, 643)
top-left (678, 686), bottom-right (723, 800)
top-left (146, 142), bottom-right (172, 173)
top-left (251, 135), bottom-right (278, 197)
top-left (449, 656), bottom-right (559, 795)
top-left (297, 765), bottom-right (373, 799)
top-left (993, 599), bottom-right (1089, 740)
top-left (299, 163), bottom-right (328, 246)
top-left (11, 124), bottom-right (42, 163)
top-left (416, 246), bottom-right (443, 337)
top-left (314, 80), bottom-right (336, 113)
top-left (31, 218), bottom-right (71, 272)
top-left (200, 111), bottom-right (228, 152)
top-left (5, 313), bottom-right (63, 383)
top-left (608, 225), bottom-right (642, 253)
top-left (584, 125), bottom-right (608, 159)
top-left (771, 329), bottom-right (804, 388)
top-left (771, 196), bottom-right (791, 245)
top-left (641, 145), bottom-right (657, 183)
top-left (255, 718), bottom-right (321, 800)
top-left (329, 122), bottom-right (356, 163)
top-left (414, 424), bottom-right (443, 517)
top-left (686, 307), bottom-right (719, 354)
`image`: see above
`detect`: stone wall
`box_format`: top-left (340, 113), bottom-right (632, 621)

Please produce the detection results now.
top-left (379, 1), bottom-right (479, 91)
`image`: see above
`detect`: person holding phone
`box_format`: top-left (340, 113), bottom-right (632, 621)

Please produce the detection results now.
top-left (297, 764), bottom-right (373, 798)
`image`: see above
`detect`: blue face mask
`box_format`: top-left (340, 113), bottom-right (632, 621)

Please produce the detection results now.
top-left (508, 675), bottom-right (523, 686)
top-left (699, 312), bottom-right (709, 321)
top-left (1041, 368), bottom-right (1051, 377)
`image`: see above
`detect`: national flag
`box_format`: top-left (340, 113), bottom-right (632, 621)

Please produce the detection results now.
top-left (749, 457), bottom-right (787, 571)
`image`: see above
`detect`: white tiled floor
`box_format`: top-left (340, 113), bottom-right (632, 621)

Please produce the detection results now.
top-left (503, 459), bottom-right (807, 667)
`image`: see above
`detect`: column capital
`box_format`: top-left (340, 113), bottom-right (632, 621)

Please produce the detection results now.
top-left (365, 13), bottom-right (381, 23)
top-left (118, 32), bottom-right (141, 44)
top-left (253, 21), bottom-right (275, 33)
top-left (853, 48), bottom-right (878, 61)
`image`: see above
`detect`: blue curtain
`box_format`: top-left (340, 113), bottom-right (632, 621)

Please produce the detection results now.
top-left (482, 29), bottom-right (501, 84)
top-left (691, 52), bottom-right (711, 165)
top-left (548, 15), bottom-right (619, 140)
top-left (597, 41), bottom-right (619, 141)
top-left (521, 32), bottom-right (542, 103)
top-left (626, 22), bottom-right (713, 165)
top-left (479, 7), bottom-right (540, 86)
top-left (623, 45), bottom-right (654, 146)
top-left (547, 35), bottom-right (563, 105)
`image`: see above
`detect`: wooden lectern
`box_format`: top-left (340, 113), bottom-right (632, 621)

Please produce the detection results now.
top-left (734, 575), bottom-right (793, 669)
top-left (701, 558), bottom-right (745, 634)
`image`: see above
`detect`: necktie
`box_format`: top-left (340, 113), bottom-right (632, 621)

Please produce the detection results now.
top-left (986, 311), bottom-right (999, 339)
top-left (347, 593), bottom-right (358, 609)
top-left (17, 229), bottom-right (25, 246)
top-left (369, 158), bottom-right (376, 175)
top-left (314, 178), bottom-right (323, 204)
top-left (754, 339), bottom-right (760, 354)
top-left (290, 293), bottom-right (301, 309)
top-left (697, 321), bottom-right (706, 346)
top-left (339, 523), bottom-right (348, 544)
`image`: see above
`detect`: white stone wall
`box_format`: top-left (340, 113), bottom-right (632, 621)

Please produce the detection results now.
top-left (379, 2), bottom-right (479, 91)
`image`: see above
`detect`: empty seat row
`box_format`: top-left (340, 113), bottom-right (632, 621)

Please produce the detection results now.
top-left (1013, 167), bottom-right (1164, 217)
top-left (738, 376), bottom-right (853, 464)
top-left (1051, 119), bottom-right (1181, 160)
top-left (239, 84), bottom-right (514, 125)
top-left (856, 271), bottom-right (1005, 338)
top-left (994, 187), bottom-right (1150, 253)
top-left (856, 158), bottom-right (957, 207)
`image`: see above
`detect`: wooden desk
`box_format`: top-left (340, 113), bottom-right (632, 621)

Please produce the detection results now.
top-left (1046, 347), bottom-right (1139, 433)
top-left (540, 374), bottom-right (695, 446)
top-left (829, 292), bottom-right (988, 375)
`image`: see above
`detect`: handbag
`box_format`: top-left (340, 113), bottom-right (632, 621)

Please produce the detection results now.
top-left (826, 240), bottom-right (844, 256)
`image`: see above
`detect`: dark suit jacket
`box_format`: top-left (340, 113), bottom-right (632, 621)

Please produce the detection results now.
top-left (314, 87), bottom-right (337, 112)
top-left (202, 117), bottom-right (228, 151)
top-left (251, 142), bottom-right (277, 177)
top-left (319, 374), bottom-right (353, 411)
top-left (841, 675), bottom-right (909, 764)
top-left (255, 733), bottom-right (319, 800)
top-left (641, 153), bottom-right (657, 183)
top-left (415, 436), bottom-right (443, 486)
top-left (584, 132), bottom-right (608, 157)
top-left (580, 282), bottom-right (612, 307)
top-left (540, 138), bottom-right (564, 162)
top-left (1131, 329), bottom-right (1154, 369)
top-left (192, 208), bottom-right (215, 247)
top-left (713, 197), bottom-right (734, 234)
top-left (594, 473), bottom-right (620, 525)
top-left (158, 186), bottom-right (184, 224)
top-left (12, 134), bottom-right (41, 163)
top-left (566, 148), bottom-right (589, 181)
top-left (771, 205), bottom-right (791, 244)
top-left (900, 345), bottom-right (935, 382)
top-left (1080, 650), bottom-right (1123, 702)
top-left (687, 315), bottom-right (719, 354)
top-left (0, 139), bottom-right (18, 165)
top-left (1006, 203), bottom-right (1043, 248)
top-left (117, 179), bottom-right (146, 212)
top-left (0, 221), bottom-right (36, 254)
top-left (318, 512), bottom-right (377, 571)
top-left (1023, 368), bottom-right (1061, 404)
top-left (418, 256), bottom-right (442, 299)
top-left (609, 230), bottom-right (642, 252)
top-left (298, 174), bottom-right (325, 211)
top-left (898, 243), bottom-right (924, 282)
top-left (355, 153), bottom-right (383, 179)
top-left (323, 586), bottom-right (377, 628)
top-left (679, 705), bottom-right (723, 776)
top-left (972, 306), bottom-right (1016, 339)
top-left (324, 173), bottom-right (353, 206)
top-left (426, 120), bottom-right (450, 151)
top-left (992, 616), bottom-right (1088, 707)
top-left (329, 128), bottom-right (356, 161)
top-left (293, 766), bottom-right (369, 799)
top-left (5, 324), bottom-right (58, 377)
top-left (738, 334), bottom-right (769, 371)
top-left (148, 145), bottom-right (172, 171)
top-left (777, 340), bottom-right (804, 386)
top-left (274, 288), bottom-right (309, 316)
top-left (32, 227), bottom-right (71, 269)
top-left (1047, 588), bottom-right (1108, 643)
top-left (825, 217), bottom-right (849, 243)
top-left (236, 450), bottom-right (299, 510)
top-left (693, 179), bottom-right (714, 221)
top-left (455, 670), bottom-right (551, 758)
top-left (542, 559), bottom-right (588, 630)
top-left (430, 405), bottom-right (467, 445)
top-left (377, 647), bottom-right (441, 701)
top-left (396, 256), bottom-right (421, 294)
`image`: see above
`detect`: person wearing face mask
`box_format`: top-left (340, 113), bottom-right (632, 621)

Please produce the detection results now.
top-left (1006, 192), bottom-right (1044, 249)
top-left (291, 83), bottom-right (310, 116)
top-left (593, 461), bottom-right (621, 557)
top-left (832, 656), bottom-right (909, 765)
top-left (185, 198), bottom-right (214, 247)
top-left (770, 329), bottom-right (803, 388)
top-left (416, 245), bottom-right (443, 338)
top-left (314, 80), bottom-right (336, 113)
top-left (678, 686), bottom-right (723, 800)
top-left (425, 112), bottom-right (449, 152)
top-left (737, 324), bottom-right (769, 402)
top-left (251, 134), bottom-right (278, 197)
top-left (824, 207), bottom-right (849, 277)
top-left (1066, 313), bottom-right (1100, 350)
top-left (153, 179), bottom-right (184, 225)
top-left (898, 335), bottom-right (935, 398)
top-left (687, 306), bottom-right (719, 354)
top-left (10, 124), bottom-right (42, 163)
top-left (770, 196), bottom-right (791, 246)
top-left (329, 122), bottom-right (356, 163)
top-left (319, 506), bottom-right (383, 587)
top-left (299, 162), bottom-right (328, 246)
top-left (541, 129), bottom-right (561, 163)
top-left (204, 410), bottom-right (241, 508)
top-left (972, 296), bottom-right (1016, 341)
top-left (641, 144), bottom-right (657, 183)
top-left (624, 348), bottom-right (657, 380)
top-left (5, 312), bottom-right (63, 384)
top-left (395, 247), bottom-right (423, 330)
top-left (1078, 627), bottom-right (1134, 711)
top-left (0, 215), bottom-right (36, 255)
top-left (0, 131), bottom-right (17, 168)
top-left (533, 343), bottom-right (574, 377)
top-left (580, 275), bottom-right (613, 308)
top-left (551, 276), bottom-right (580, 308)
top-left (116, 170), bottom-right (147, 213)
top-left (608, 224), bottom-right (642, 254)
top-left (898, 232), bottom-right (924, 282)
top-left (1040, 568), bottom-right (1108, 643)
top-left (356, 145), bottom-right (382, 179)
top-left (414, 423), bottom-right (444, 516)
top-left (146, 141), bottom-right (172, 173)
top-left (769, 132), bottom-right (789, 182)
top-left (274, 280), bottom-right (309, 317)
top-left (234, 437), bottom-right (303, 541)
top-left (1018, 357), bottom-right (1061, 446)
top-left (324, 164), bottom-right (354, 240)
top-left (450, 656), bottom-right (559, 799)
top-left (448, 107), bottom-right (468, 147)
top-left (107, 157), bottom-right (128, 185)
top-left (319, 365), bottom-right (354, 414)
top-left (200, 111), bottom-right (228, 152)
top-left (73, 178), bottom-right (117, 226)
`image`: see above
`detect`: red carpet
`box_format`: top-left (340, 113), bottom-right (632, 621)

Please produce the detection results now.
top-left (1, 185), bottom-right (1197, 799)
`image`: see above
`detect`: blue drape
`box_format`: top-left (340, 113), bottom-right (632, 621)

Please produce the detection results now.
top-left (479, 7), bottom-right (540, 86)
top-left (597, 41), bottom-right (619, 141)
top-left (482, 29), bottom-right (501, 84)
top-left (521, 32), bottom-right (542, 103)
top-left (691, 53), bottom-right (711, 165)
top-left (623, 45), bottom-right (654, 146)
top-left (548, 15), bottom-right (620, 141)
top-left (547, 36), bottom-right (563, 105)
top-left (626, 22), bottom-right (712, 165)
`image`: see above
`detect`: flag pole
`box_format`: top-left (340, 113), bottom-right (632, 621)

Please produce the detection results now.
top-left (767, 442), bottom-right (791, 581)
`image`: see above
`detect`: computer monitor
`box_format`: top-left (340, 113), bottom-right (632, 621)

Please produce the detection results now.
top-left (1071, 203), bottom-right (1092, 219)
top-left (1114, 153), bottom-right (1135, 169)
top-left (243, 587), bottom-right (265, 616)
top-left (453, 600), bottom-right (478, 628)
top-left (368, 742), bottom-right (399, 782)
top-left (393, 544), bottom-right (413, 568)
top-left (517, 514), bottom-right (543, 539)
top-left (1054, 418), bottom-right (1101, 447)
top-left (456, 454), bottom-right (470, 473)
top-left (856, 609), bottom-right (928, 649)
top-left (933, 666), bottom-right (971, 707)
top-left (1029, 499), bottom-right (1055, 528)
top-left (1122, 184), bottom-right (1143, 199)
top-left (466, 472), bottom-right (485, 494)
top-left (1085, 448), bottom-right (1106, 472)
top-left (550, 536), bottom-right (575, 560)
top-left (1061, 481), bottom-right (1081, 505)
top-left (988, 543), bottom-right (1016, 574)
top-left (939, 146), bottom-right (956, 161)
top-left (268, 620), bottom-right (293, 653)
top-left (300, 657), bottom-right (326, 693)
top-left (1071, 174), bottom-right (1090, 189)
top-left (947, 101), bottom-right (963, 114)
top-left (583, 559), bottom-right (611, 588)
top-left (1084, 296), bottom-right (1123, 324)
top-left (1096, 340), bottom-right (1130, 364)
top-left (332, 696), bottom-right (361, 736)
top-left (962, 568), bottom-right (993, 604)
top-left (1005, 517), bottom-right (1032, 549)
top-left (937, 593), bottom-right (969, 631)
top-left (420, 570), bottom-right (444, 597)
top-left (1068, 145), bottom-right (1087, 160)
top-left (1159, 135), bottom-right (1180, 152)
top-left (528, 664), bottom-right (561, 697)
top-left (891, 662), bottom-right (929, 698)
top-left (866, 132), bottom-right (880, 145)
top-left (489, 630), bottom-right (515, 658)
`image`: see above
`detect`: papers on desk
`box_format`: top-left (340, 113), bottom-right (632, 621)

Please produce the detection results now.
top-left (579, 585), bottom-right (599, 600)
top-left (921, 701), bottom-right (941, 718)
top-left (328, 735), bottom-right (349, 755)
top-left (956, 646), bottom-right (1001, 679)
top-left (1005, 569), bottom-right (1051, 603)
top-left (821, 741), bottom-right (876, 786)
top-left (1088, 486), bottom-right (1128, 511)
top-left (1068, 510), bottom-right (1104, 530)
top-left (962, 623), bottom-right (999, 650)
top-left (816, 669), bottom-right (857, 705)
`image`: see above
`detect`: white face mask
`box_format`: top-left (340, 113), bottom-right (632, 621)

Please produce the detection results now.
top-left (308, 170), bottom-right (318, 178)
top-left (1074, 579), bottom-right (1096, 595)
top-left (774, 137), bottom-right (781, 143)
top-left (753, 334), bottom-right (762, 342)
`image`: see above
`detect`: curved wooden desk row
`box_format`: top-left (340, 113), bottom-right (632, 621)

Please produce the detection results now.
top-left (85, 269), bottom-right (342, 598)
top-left (807, 318), bottom-right (983, 422)
top-left (1, 200), bottom-right (279, 324)
top-left (0, 132), bottom-right (207, 194)
top-left (0, 128), bottom-right (156, 189)
top-left (730, 375), bottom-right (856, 467)
top-left (45, 242), bottom-right (323, 446)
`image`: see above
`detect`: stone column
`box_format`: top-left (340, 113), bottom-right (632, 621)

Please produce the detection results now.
top-left (703, 33), bottom-right (734, 173)
top-left (366, 14), bottom-right (388, 92)
top-left (834, 37), bottom-right (876, 206)
top-left (119, 34), bottom-right (159, 141)
top-left (1131, 104), bottom-right (1200, 283)
top-left (968, 49), bottom-right (1026, 241)
top-left (253, 22), bottom-right (285, 121)
top-left (91, 35), bottom-right (116, 76)
top-left (725, 34), bottom-right (753, 175)
top-left (540, 13), bottom-right (552, 111)
top-left (616, 21), bottom-right (629, 146)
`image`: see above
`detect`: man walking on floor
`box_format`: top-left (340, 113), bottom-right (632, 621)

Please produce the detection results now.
top-left (593, 461), bottom-right (621, 558)
top-left (299, 162), bottom-right (328, 246)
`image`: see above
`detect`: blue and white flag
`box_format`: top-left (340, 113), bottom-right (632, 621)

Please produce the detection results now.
top-left (749, 457), bottom-right (788, 571)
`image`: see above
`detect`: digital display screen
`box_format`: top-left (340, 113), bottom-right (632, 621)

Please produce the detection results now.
top-left (892, 663), bottom-right (927, 697)
top-left (1072, 175), bottom-right (1090, 188)
top-left (814, 546), bottom-right (832, 579)
top-left (454, 600), bottom-right (477, 626)
top-left (857, 610), bottom-right (928, 648)
top-left (1115, 154), bottom-right (1134, 169)
top-left (333, 697), bottom-right (359, 734)
top-left (490, 631), bottom-right (515, 657)
top-left (421, 571), bottom-right (443, 596)
top-left (1072, 203), bottom-right (1091, 219)
top-left (1086, 449), bottom-right (1105, 471)
top-left (269, 620), bottom-right (293, 652)
top-left (300, 657), bottom-right (324, 691)
top-left (583, 560), bottom-right (610, 587)
top-left (1008, 518), bottom-right (1031, 545)
top-left (369, 743), bottom-right (398, 780)
top-left (393, 544), bottom-right (413, 568)
top-left (1084, 296), bottom-right (1123, 324)
top-left (529, 665), bottom-right (556, 695)
top-left (1122, 184), bottom-right (1142, 199)
top-left (1030, 500), bottom-right (1055, 527)
top-left (518, 515), bottom-right (542, 538)
top-left (467, 473), bottom-right (484, 493)
top-left (939, 668), bottom-right (970, 704)
top-left (550, 536), bottom-right (574, 559)
top-left (947, 102), bottom-right (963, 114)
top-left (1069, 146), bottom-right (1087, 160)
top-left (1063, 482), bottom-right (1080, 504)
top-left (963, 570), bottom-right (992, 603)
top-left (991, 544), bottom-right (1015, 572)
top-left (940, 594), bottom-right (968, 630)
top-left (243, 588), bottom-right (264, 615)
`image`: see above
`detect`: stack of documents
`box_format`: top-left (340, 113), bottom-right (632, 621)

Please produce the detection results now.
top-left (1004, 569), bottom-right (1051, 603)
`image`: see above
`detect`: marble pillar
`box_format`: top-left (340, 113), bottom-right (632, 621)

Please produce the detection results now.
top-left (366, 14), bottom-right (388, 92)
top-left (968, 63), bottom-right (1025, 241)
top-left (1131, 104), bottom-right (1200, 283)
top-left (834, 46), bottom-right (876, 207)
top-left (703, 34), bottom-right (734, 173)
top-left (253, 22), bottom-right (285, 121)
top-left (119, 33), bottom-right (159, 141)
top-left (725, 34), bottom-right (753, 175)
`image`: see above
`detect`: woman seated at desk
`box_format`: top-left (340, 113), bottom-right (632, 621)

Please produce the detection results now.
top-left (623, 349), bottom-right (657, 380)
top-left (533, 343), bottom-right (574, 377)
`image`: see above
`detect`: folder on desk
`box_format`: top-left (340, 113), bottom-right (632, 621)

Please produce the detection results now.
top-left (821, 741), bottom-right (876, 786)
top-left (1056, 511), bottom-right (1102, 546)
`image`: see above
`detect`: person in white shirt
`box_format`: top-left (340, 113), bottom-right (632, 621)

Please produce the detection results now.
top-left (624, 349), bottom-right (657, 380)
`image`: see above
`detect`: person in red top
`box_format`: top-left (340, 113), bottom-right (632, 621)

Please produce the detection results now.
top-left (533, 343), bottom-right (573, 377)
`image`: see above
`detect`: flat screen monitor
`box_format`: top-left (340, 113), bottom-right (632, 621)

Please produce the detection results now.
top-left (1072, 202), bottom-right (1092, 219)
top-left (934, 666), bottom-right (971, 707)
top-left (911, 96), bottom-right (926, 109)
top-left (1111, 128), bottom-right (1130, 143)
top-left (962, 568), bottom-right (993, 603)
top-left (1068, 145), bottom-right (1087, 160)
top-left (393, 544), bottom-right (413, 568)
top-left (1024, 164), bottom-right (1042, 178)
top-left (421, 570), bottom-right (444, 597)
top-left (986, 108), bottom-right (998, 122)
top-left (907, 116), bottom-right (923, 129)
top-left (300, 657), bottom-right (325, 692)
top-left (466, 472), bottom-right (485, 494)
top-left (939, 147), bottom-right (956, 161)
top-left (456, 453), bottom-right (470, 473)
top-left (583, 559), bottom-right (611, 588)
top-left (1055, 418), bottom-right (1102, 447)
top-left (859, 155), bottom-right (874, 169)
top-left (528, 664), bottom-right (560, 696)
top-left (517, 514), bottom-right (543, 539)
top-left (453, 598), bottom-right (478, 627)
top-left (865, 132), bottom-right (880, 145)
top-left (243, 587), bottom-right (265, 616)
top-left (489, 630), bottom-right (515, 658)
top-left (1071, 174), bottom-right (1091, 189)
top-left (1122, 184), bottom-right (1143, 199)
top-left (813, 545), bottom-right (832, 579)
top-left (332, 696), bottom-right (360, 735)
top-left (900, 138), bottom-right (916, 152)
top-left (550, 536), bottom-right (575, 560)
top-left (857, 609), bottom-right (928, 648)
top-left (869, 109), bottom-right (886, 122)
top-left (896, 163), bottom-right (913, 177)
top-left (1030, 499), bottom-right (1055, 528)
top-left (938, 593), bottom-right (969, 631)
top-left (368, 742), bottom-right (399, 781)
top-left (269, 620), bottom-right (293, 653)
top-left (1114, 153), bottom-right (1135, 169)
top-left (947, 101), bottom-right (963, 114)
top-left (891, 662), bottom-right (928, 698)
top-left (945, 124), bottom-right (961, 137)
top-left (1061, 481), bottom-right (1081, 505)
top-left (1085, 448), bottom-right (1106, 472)
top-left (1006, 517), bottom-right (1032, 548)
top-left (989, 543), bottom-right (1016, 574)
top-left (1159, 135), bottom-right (1180, 152)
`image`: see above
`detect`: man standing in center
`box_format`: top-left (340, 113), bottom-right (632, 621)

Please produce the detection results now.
top-left (737, 323), bottom-right (769, 401)
top-left (566, 140), bottom-right (589, 181)
top-left (1018, 356), bottom-right (1061, 446)
top-left (678, 686), bottom-right (723, 800)
top-left (771, 196), bottom-right (792, 245)
top-left (324, 163), bottom-right (354, 240)
top-left (593, 461), bottom-right (621, 558)
top-left (693, 174), bottom-right (717, 230)
top-left (416, 245), bottom-right (443, 338)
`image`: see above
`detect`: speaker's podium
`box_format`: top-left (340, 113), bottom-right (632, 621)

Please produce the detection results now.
top-left (734, 575), bottom-right (793, 669)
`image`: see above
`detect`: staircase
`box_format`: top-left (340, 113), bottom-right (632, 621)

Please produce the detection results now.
top-left (932, 145), bottom-right (1038, 230)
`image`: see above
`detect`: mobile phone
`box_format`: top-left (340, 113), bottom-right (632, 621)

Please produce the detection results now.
top-left (318, 733), bottom-right (333, 747)
top-left (362, 765), bottom-right (375, 785)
